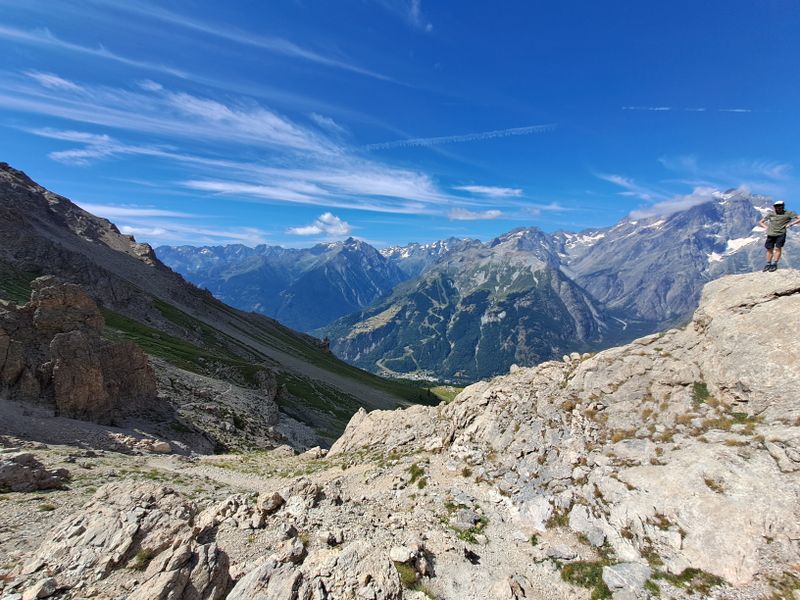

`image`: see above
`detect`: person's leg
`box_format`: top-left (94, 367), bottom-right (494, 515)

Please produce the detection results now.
top-left (764, 237), bottom-right (775, 270)
top-left (774, 247), bottom-right (782, 264)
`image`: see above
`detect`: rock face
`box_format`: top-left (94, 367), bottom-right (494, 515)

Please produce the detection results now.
top-left (0, 452), bottom-right (69, 492)
top-left (331, 271), bottom-right (800, 588)
top-left (21, 481), bottom-right (231, 599)
top-left (0, 276), bottom-right (156, 423)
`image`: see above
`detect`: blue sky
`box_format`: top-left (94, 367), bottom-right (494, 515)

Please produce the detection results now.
top-left (1, 0), bottom-right (799, 248)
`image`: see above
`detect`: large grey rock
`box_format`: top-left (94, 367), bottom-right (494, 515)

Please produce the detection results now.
top-left (602, 563), bottom-right (652, 595)
top-left (0, 453), bottom-right (69, 492)
top-left (20, 481), bottom-right (231, 599)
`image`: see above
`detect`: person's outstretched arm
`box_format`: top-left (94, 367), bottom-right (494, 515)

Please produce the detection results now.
top-left (758, 216), bottom-right (768, 229)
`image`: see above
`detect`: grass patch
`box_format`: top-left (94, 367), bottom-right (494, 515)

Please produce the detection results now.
top-left (394, 561), bottom-right (418, 587)
top-left (652, 568), bottom-right (724, 595)
top-left (130, 548), bottom-right (156, 571)
top-left (560, 561), bottom-right (612, 599)
top-left (692, 382), bottom-right (711, 404)
top-left (37, 502), bottom-right (57, 512)
top-left (456, 515), bottom-right (488, 543)
top-left (429, 385), bottom-right (463, 404)
top-left (408, 462), bottom-right (425, 484)
top-left (545, 507), bottom-right (570, 529)
top-left (102, 307), bottom-right (264, 384)
top-left (767, 571), bottom-right (800, 599)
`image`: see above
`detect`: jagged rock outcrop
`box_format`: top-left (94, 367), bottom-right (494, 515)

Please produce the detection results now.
top-left (0, 276), bottom-right (156, 423)
top-left (331, 271), bottom-right (800, 589)
top-left (20, 481), bottom-right (231, 600)
top-left (0, 452), bottom-right (69, 492)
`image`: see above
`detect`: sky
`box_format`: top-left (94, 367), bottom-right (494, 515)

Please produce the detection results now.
top-left (1, 0), bottom-right (799, 248)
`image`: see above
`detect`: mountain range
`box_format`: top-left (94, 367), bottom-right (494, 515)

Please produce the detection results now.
top-left (160, 189), bottom-right (784, 383)
top-left (0, 163), bottom-right (431, 444)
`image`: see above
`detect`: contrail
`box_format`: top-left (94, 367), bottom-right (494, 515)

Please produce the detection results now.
top-left (364, 123), bottom-right (556, 151)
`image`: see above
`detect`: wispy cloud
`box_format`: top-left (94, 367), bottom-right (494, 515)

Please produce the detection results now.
top-left (287, 212), bottom-right (352, 236)
top-left (595, 173), bottom-right (668, 202)
top-left (454, 185), bottom-right (523, 198)
top-left (30, 127), bottom-right (170, 166)
top-left (24, 70), bottom-right (81, 90)
top-left (448, 208), bottom-right (503, 221)
top-left (118, 220), bottom-right (272, 246)
top-left (0, 24), bottom-right (187, 77)
top-left (84, 0), bottom-right (395, 82)
top-left (629, 187), bottom-right (719, 219)
top-left (527, 202), bottom-right (571, 215)
top-left (365, 123), bottom-right (556, 151)
top-left (77, 203), bottom-right (193, 218)
top-left (11, 74), bottom-right (524, 224)
top-left (658, 154), bottom-right (795, 198)
top-left (622, 106), bottom-right (754, 113)
top-left (372, 0), bottom-right (433, 32)
top-left (309, 113), bottom-right (347, 135)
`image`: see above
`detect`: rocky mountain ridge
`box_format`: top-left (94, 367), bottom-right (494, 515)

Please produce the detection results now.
top-left (0, 162), bottom-right (432, 444)
top-left (2, 271), bottom-right (798, 599)
top-left (327, 189), bottom-right (783, 382)
top-left (162, 188), bottom-right (785, 383)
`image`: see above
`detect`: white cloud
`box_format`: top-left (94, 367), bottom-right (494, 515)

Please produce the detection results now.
top-left (120, 225), bottom-right (169, 236)
top-left (629, 187), bottom-right (718, 219)
top-left (527, 202), bottom-right (570, 215)
top-left (366, 123), bottom-right (556, 150)
top-left (12, 77), bottom-right (520, 218)
top-left (86, 0), bottom-right (394, 82)
top-left (119, 221), bottom-right (271, 245)
top-left (455, 185), bottom-right (523, 198)
top-left (25, 71), bottom-right (81, 91)
top-left (595, 173), bottom-right (667, 202)
top-left (77, 203), bottom-right (193, 218)
top-left (287, 212), bottom-right (352, 236)
top-left (0, 24), bottom-right (187, 78)
top-left (138, 79), bottom-right (163, 91)
top-left (309, 113), bottom-right (347, 135)
top-left (448, 208), bottom-right (503, 221)
top-left (621, 106), bottom-right (672, 111)
top-left (622, 106), bottom-right (754, 114)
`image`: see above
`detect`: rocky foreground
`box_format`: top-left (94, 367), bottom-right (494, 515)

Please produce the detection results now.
top-left (1, 271), bottom-right (799, 599)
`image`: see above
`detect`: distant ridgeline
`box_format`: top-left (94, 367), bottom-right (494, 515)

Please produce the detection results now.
top-left (159, 190), bottom-right (779, 384)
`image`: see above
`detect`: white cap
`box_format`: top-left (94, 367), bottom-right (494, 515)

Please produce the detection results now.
top-left (774, 200), bottom-right (785, 206)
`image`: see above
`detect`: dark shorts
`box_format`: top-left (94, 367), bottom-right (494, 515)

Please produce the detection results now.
top-left (765, 234), bottom-right (787, 249)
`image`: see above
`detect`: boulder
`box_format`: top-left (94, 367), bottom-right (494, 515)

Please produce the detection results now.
top-left (20, 481), bottom-right (231, 599)
top-left (0, 453), bottom-right (69, 492)
top-left (0, 278), bottom-right (157, 424)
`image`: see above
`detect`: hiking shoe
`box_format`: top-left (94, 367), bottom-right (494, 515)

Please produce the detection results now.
top-left (769, 263), bottom-right (778, 272)
top-left (763, 263), bottom-right (773, 272)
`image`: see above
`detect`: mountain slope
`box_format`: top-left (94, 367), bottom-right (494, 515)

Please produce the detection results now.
top-left (324, 228), bottom-right (616, 383)
top-left (556, 189), bottom-right (776, 327)
top-left (157, 238), bottom-right (407, 332)
top-left (0, 162), bottom-right (431, 439)
top-left (328, 271), bottom-right (800, 597)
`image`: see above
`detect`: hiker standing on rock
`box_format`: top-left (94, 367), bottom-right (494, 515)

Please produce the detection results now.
top-left (759, 200), bottom-right (800, 271)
